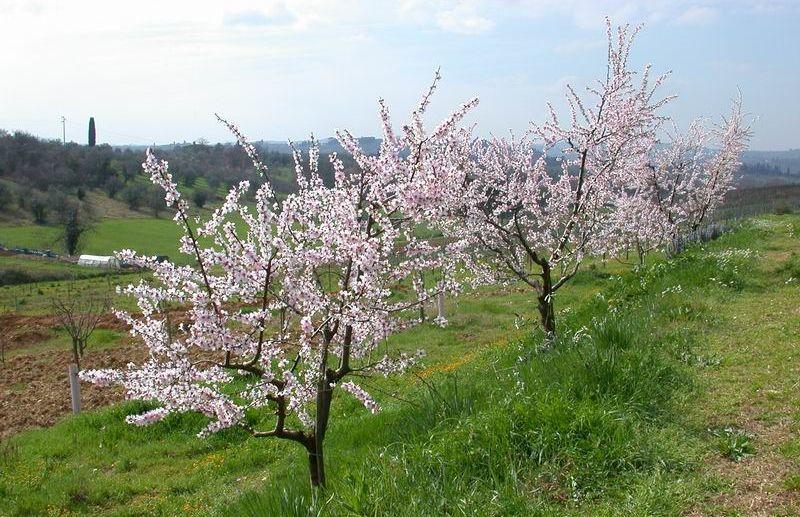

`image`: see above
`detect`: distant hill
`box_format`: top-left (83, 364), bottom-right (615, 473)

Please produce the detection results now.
top-left (254, 137), bottom-right (382, 156)
top-left (115, 136), bottom-right (383, 156)
top-left (0, 130), bottom-right (353, 226)
top-left (114, 137), bottom-right (800, 176)
top-left (742, 149), bottom-right (800, 175)
top-left (1, 128), bottom-right (798, 227)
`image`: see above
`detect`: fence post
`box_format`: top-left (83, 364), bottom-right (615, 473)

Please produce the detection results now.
top-left (437, 290), bottom-right (445, 321)
top-left (68, 363), bottom-right (81, 414)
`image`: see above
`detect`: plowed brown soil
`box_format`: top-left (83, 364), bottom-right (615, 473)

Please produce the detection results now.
top-left (0, 343), bottom-right (148, 438)
top-left (0, 308), bottom-right (216, 439)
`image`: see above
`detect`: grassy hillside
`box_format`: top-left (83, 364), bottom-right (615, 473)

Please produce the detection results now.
top-left (1, 218), bottom-right (185, 260)
top-left (0, 216), bottom-right (798, 515)
top-left (0, 255), bottom-right (115, 286)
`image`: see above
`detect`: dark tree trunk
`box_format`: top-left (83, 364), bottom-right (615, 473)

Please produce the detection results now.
top-left (71, 338), bottom-right (81, 369)
top-left (636, 240), bottom-right (646, 265)
top-left (418, 273), bottom-right (426, 322)
top-left (309, 368), bottom-right (334, 488)
top-left (537, 293), bottom-right (555, 336)
top-left (538, 262), bottom-right (556, 337)
top-left (306, 438), bottom-right (325, 488)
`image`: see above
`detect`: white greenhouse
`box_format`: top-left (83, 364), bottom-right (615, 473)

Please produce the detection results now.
top-left (77, 254), bottom-right (120, 269)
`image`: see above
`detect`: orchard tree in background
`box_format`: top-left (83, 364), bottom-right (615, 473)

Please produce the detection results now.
top-left (88, 117), bottom-right (96, 147)
top-left (623, 97), bottom-right (751, 260)
top-left (81, 84), bottom-right (476, 487)
top-left (52, 287), bottom-right (109, 369)
top-left (120, 183), bottom-right (146, 210)
top-left (426, 21), bottom-right (749, 337)
top-left (429, 22), bottom-right (669, 336)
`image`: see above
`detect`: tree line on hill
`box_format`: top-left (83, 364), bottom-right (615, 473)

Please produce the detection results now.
top-left (0, 130), bottom-right (357, 222)
top-left (0, 127), bottom-right (795, 233)
top-left (739, 161), bottom-right (793, 177)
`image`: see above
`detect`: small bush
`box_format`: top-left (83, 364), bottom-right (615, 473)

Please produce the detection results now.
top-left (192, 188), bottom-right (212, 209)
top-left (120, 183), bottom-right (147, 210)
top-left (709, 427), bottom-right (754, 461)
top-left (0, 268), bottom-right (34, 286)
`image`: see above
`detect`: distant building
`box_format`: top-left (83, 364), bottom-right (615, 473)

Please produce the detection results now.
top-left (77, 254), bottom-right (120, 268)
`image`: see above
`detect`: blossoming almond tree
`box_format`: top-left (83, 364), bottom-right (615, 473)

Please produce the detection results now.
top-left (626, 96), bottom-right (752, 259)
top-left (430, 22), bottom-right (670, 336)
top-left (80, 84), bottom-right (477, 487)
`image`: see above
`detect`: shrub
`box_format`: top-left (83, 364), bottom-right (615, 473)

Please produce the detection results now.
top-left (120, 183), bottom-right (147, 210)
top-left (28, 191), bottom-right (48, 223)
top-left (775, 202), bottom-right (794, 215)
top-left (191, 188), bottom-right (211, 209)
top-left (0, 183), bottom-right (12, 211)
top-left (104, 176), bottom-right (124, 199)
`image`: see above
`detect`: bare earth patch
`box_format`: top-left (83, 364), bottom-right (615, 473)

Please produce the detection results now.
top-left (1, 312), bottom-right (128, 354)
top-left (1, 308), bottom-right (228, 439)
top-left (0, 343), bottom-right (148, 438)
top-left (695, 407), bottom-right (800, 516)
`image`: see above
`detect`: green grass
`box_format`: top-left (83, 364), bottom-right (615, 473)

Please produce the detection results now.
top-left (0, 215), bottom-right (192, 314)
top-left (0, 218), bottom-right (187, 261)
top-left (0, 215), bottom-right (798, 515)
top-left (0, 255), bottom-right (116, 286)
top-left (0, 271), bottom-right (146, 315)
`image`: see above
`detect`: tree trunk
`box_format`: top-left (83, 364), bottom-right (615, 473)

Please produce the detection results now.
top-left (418, 273), bottom-right (426, 322)
top-left (537, 293), bottom-right (555, 336)
top-left (538, 263), bottom-right (556, 337)
top-left (306, 438), bottom-right (325, 488)
top-left (71, 338), bottom-right (81, 369)
top-left (636, 241), bottom-right (646, 265)
top-left (310, 369), bottom-right (334, 488)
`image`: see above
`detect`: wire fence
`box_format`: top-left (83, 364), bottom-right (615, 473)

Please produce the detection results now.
top-left (667, 184), bottom-right (800, 255)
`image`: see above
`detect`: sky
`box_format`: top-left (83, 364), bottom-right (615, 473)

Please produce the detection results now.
top-left (0, 0), bottom-right (798, 150)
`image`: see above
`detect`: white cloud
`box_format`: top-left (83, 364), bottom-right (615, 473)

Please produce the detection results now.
top-left (223, 4), bottom-right (296, 28)
top-left (676, 6), bottom-right (718, 25)
top-left (553, 38), bottom-right (604, 55)
top-left (435, 4), bottom-right (495, 34)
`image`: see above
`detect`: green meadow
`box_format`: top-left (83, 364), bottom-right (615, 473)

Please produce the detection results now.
top-left (1, 216), bottom-right (798, 515)
top-left (0, 218), bottom-right (186, 261)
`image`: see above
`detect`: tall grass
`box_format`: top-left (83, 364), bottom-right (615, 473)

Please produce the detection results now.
top-left (228, 309), bottom-right (700, 515)
top-left (229, 220), bottom-right (776, 515)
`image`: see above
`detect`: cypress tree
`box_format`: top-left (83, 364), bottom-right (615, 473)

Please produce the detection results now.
top-left (88, 117), bottom-right (96, 147)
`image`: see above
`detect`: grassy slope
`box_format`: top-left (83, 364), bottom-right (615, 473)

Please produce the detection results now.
top-left (0, 255), bottom-right (114, 285)
top-left (0, 216), bottom-right (798, 515)
top-left (0, 270), bottom-right (146, 314)
top-left (688, 218), bottom-right (800, 514)
top-left (0, 218), bottom-right (185, 260)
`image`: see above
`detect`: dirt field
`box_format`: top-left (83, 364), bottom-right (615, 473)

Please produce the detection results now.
top-left (0, 312), bottom-right (145, 438)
